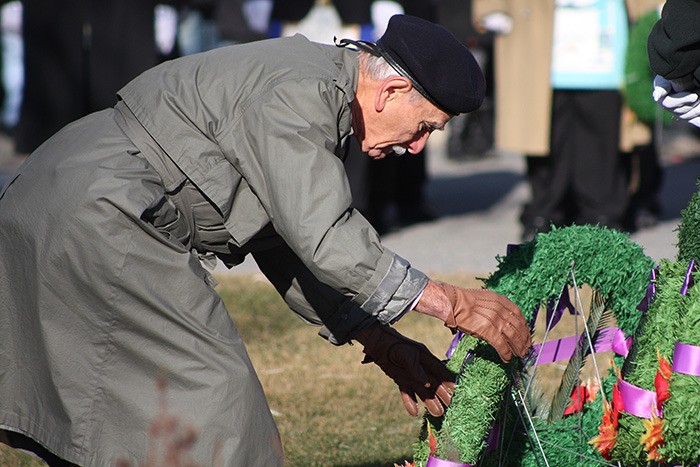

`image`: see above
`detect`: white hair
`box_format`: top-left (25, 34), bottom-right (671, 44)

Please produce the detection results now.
top-left (360, 51), bottom-right (399, 80)
top-left (359, 51), bottom-right (422, 104)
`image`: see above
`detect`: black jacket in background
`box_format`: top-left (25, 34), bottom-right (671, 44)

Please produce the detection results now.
top-left (647, 0), bottom-right (700, 88)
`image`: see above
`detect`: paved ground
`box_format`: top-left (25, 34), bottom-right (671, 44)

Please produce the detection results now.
top-left (2, 122), bottom-right (699, 278)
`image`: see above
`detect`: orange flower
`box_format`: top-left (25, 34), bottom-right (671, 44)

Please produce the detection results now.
top-left (393, 462), bottom-right (415, 467)
top-left (589, 382), bottom-right (622, 460)
top-left (640, 413), bottom-right (665, 462)
top-left (589, 400), bottom-right (617, 460)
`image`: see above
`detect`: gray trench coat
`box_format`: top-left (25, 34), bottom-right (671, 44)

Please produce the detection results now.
top-left (0, 35), bottom-right (428, 466)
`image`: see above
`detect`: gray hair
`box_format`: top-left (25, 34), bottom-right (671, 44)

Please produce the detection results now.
top-left (360, 51), bottom-right (400, 80)
top-left (360, 51), bottom-right (422, 102)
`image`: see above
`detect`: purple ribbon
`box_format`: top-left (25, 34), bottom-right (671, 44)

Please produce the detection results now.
top-left (529, 285), bottom-right (577, 332)
top-left (609, 328), bottom-right (633, 357)
top-left (637, 266), bottom-right (659, 313)
top-left (531, 334), bottom-right (579, 365)
top-left (546, 286), bottom-right (576, 329)
top-left (618, 379), bottom-right (660, 418)
top-left (530, 327), bottom-right (630, 365)
top-left (680, 259), bottom-right (696, 296)
top-left (672, 342), bottom-right (700, 377)
top-left (426, 456), bottom-right (471, 467)
top-left (486, 422), bottom-right (500, 451)
top-left (506, 243), bottom-right (521, 255)
top-left (446, 331), bottom-right (465, 359)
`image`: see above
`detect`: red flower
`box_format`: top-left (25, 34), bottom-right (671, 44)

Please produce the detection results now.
top-left (563, 382), bottom-right (597, 416)
top-left (654, 350), bottom-right (672, 409)
top-left (611, 380), bottom-right (623, 427)
top-left (428, 424), bottom-right (437, 455)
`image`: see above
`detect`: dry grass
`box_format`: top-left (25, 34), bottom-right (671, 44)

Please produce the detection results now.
top-left (0, 444), bottom-right (43, 466)
top-left (0, 273), bottom-right (613, 466)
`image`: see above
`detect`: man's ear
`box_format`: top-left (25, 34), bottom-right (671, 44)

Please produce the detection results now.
top-left (374, 76), bottom-right (413, 112)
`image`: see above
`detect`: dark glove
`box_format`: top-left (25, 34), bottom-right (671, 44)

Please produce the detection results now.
top-left (439, 283), bottom-right (531, 363)
top-left (360, 323), bottom-right (455, 417)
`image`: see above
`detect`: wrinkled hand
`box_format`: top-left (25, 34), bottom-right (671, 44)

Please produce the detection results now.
top-left (653, 75), bottom-right (700, 127)
top-left (359, 323), bottom-right (455, 417)
top-left (439, 283), bottom-right (531, 363)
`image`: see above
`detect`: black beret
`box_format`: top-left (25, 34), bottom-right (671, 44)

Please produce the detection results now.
top-left (376, 15), bottom-right (486, 115)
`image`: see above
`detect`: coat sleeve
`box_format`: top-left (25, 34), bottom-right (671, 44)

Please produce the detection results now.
top-left (647, 0), bottom-right (700, 87)
top-left (223, 77), bottom-right (428, 324)
top-left (252, 241), bottom-right (377, 345)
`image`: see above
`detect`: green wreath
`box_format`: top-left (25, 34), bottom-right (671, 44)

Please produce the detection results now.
top-left (609, 179), bottom-right (700, 465)
top-left (412, 225), bottom-right (655, 466)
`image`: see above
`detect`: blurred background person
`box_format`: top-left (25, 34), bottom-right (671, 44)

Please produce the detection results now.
top-left (0, 1), bottom-right (21, 136)
top-left (473, 0), bottom-right (661, 242)
top-left (13, 0), bottom-right (170, 157)
top-left (622, 1), bottom-right (671, 231)
top-left (438, 0), bottom-right (496, 162)
top-left (268, 0), bottom-right (372, 42)
top-left (177, 0), bottom-right (272, 56)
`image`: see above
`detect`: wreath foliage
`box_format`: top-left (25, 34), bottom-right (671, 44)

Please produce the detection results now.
top-left (412, 225), bottom-right (654, 466)
top-left (657, 177), bottom-right (700, 464)
top-left (678, 179), bottom-right (700, 263)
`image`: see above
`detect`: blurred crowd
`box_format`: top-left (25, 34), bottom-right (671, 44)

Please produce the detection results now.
top-left (0, 0), bottom-right (695, 240)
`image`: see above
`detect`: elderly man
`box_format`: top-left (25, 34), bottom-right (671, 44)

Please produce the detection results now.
top-left (0, 14), bottom-right (530, 466)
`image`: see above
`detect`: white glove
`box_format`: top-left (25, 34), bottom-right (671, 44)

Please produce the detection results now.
top-left (479, 12), bottom-right (513, 35)
top-left (653, 75), bottom-right (700, 127)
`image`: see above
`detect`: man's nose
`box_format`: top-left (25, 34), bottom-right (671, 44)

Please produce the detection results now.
top-left (407, 132), bottom-right (430, 154)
